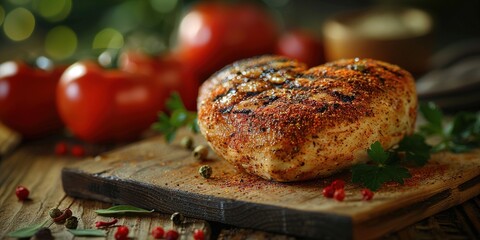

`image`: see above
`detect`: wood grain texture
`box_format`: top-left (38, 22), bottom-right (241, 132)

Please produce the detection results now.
top-left (0, 138), bottom-right (210, 240)
top-left (61, 130), bottom-right (480, 240)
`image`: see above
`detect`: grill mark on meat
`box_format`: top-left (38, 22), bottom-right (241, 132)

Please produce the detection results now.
top-left (213, 88), bottom-right (237, 102)
top-left (244, 91), bottom-right (261, 98)
top-left (219, 105), bottom-right (234, 114)
top-left (332, 91), bottom-right (355, 103)
top-left (263, 95), bottom-right (279, 106)
top-left (232, 109), bottom-right (252, 114)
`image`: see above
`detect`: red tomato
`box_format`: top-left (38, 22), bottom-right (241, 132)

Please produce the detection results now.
top-left (176, 2), bottom-right (278, 81)
top-left (0, 60), bottom-right (64, 138)
top-left (57, 61), bottom-right (166, 143)
top-left (120, 51), bottom-right (199, 111)
top-left (275, 30), bottom-right (325, 67)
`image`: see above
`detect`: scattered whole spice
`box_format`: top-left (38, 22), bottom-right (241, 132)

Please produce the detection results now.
top-left (71, 145), bottom-right (85, 157)
top-left (193, 145), bottom-right (208, 161)
top-left (48, 208), bottom-right (62, 219)
top-left (54, 208), bottom-right (72, 223)
top-left (199, 165), bottom-right (212, 179)
top-left (180, 136), bottom-right (194, 149)
top-left (95, 218), bottom-right (118, 228)
top-left (114, 226), bottom-right (129, 240)
top-left (54, 142), bottom-right (68, 156)
top-left (361, 189), bottom-right (374, 201)
top-left (334, 189), bottom-right (345, 201)
top-left (170, 212), bottom-right (185, 225)
top-left (165, 229), bottom-right (179, 240)
top-left (322, 185), bottom-right (335, 198)
top-left (65, 216), bottom-right (78, 229)
top-left (15, 186), bottom-right (29, 201)
top-left (151, 226), bottom-right (165, 239)
top-left (193, 229), bottom-right (205, 240)
top-left (34, 227), bottom-right (53, 240)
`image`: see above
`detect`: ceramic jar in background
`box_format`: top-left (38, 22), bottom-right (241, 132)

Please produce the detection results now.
top-left (323, 7), bottom-right (433, 75)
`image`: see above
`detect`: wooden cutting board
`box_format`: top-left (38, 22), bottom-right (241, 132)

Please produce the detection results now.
top-left (62, 129), bottom-right (480, 240)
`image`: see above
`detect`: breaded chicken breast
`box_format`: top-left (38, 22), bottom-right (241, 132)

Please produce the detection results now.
top-left (197, 56), bottom-right (417, 182)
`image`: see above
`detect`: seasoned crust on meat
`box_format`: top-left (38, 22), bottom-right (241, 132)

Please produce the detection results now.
top-left (197, 55), bottom-right (417, 182)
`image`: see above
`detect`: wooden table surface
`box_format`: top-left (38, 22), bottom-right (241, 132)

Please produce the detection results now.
top-left (0, 126), bottom-right (479, 240)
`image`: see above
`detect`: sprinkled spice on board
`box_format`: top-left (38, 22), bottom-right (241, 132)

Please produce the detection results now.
top-left (385, 163), bottom-right (448, 188)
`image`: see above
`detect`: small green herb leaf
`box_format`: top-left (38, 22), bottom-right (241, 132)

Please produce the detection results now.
top-left (95, 205), bottom-right (154, 215)
top-left (152, 92), bottom-right (198, 143)
top-left (166, 92), bottom-right (186, 112)
top-left (419, 102), bottom-right (443, 136)
top-left (68, 229), bottom-right (107, 237)
top-left (7, 221), bottom-right (47, 238)
top-left (351, 163), bottom-right (411, 191)
top-left (367, 141), bottom-right (389, 164)
top-left (397, 134), bottom-right (431, 166)
top-left (419, 102), bottom-right (480, 153)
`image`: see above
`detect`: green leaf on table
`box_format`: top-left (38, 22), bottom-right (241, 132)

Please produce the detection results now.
top-left (68, 229), bottom-right (107, 237)
top-left (397, 134), bottom-right (431, 166)
top-left (7, 220), bottom-right (47, 238)
top-left (95, 205), bottom-right (154, 215)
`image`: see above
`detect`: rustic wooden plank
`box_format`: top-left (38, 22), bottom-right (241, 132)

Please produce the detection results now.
top-left (0, 123), bottom-right (20, 157)
top-left (0, 138), bottom-right (210, 240)
top-left (61, 131), bottom-right (480, 240)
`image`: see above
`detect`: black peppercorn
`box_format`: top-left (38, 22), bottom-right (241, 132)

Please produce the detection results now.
top-left (65, 216), bottom-right (78, 229)
top-left (33, 227), bottom-right (53, 240)
top-left (193, 145), bottom-right (208, 161)
top-left (180, 136), bottom-right (194, 149)
top-left (170, 212), bottom-right (185, 225)
top-left (48, 208), bottom-right (62, 219)
top-left (199, 165), bottom-right (212, 179)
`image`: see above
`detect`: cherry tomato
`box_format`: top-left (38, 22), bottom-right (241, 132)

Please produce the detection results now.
top-left (176, 2), bottom-right (278, 81)
top-left (120, 51), bottom-right (199, 111)
top-left (275, 30), bottom-right (325, 67)
top-left (57, 61), bottom-right (166, 143)
top-left (0, 60), bottom-right (64, 138)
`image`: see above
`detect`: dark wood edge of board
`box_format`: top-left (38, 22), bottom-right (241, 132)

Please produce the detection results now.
top-left (61, 167), bottom-right (352, 240)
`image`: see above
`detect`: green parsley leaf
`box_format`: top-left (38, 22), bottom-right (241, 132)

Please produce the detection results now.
top-left (419, 102), bottom-right (480, 153)
top-left (419, 102), bottom-right (444, 136)
top-left (352, 140), bottom-right (413, 191)
top-left (152, 92), bottom-right (198, 143)
top-left (367, 141), bottom-right (389, 165)
top-left (94, 205), bottom-right (154, 215)
top-left (397, 134), bottom-right (431, 166)
top-left (351, 163), bottom-right (411, 191)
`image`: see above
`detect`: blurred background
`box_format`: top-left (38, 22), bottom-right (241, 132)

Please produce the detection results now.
top-left (0, 0), bottom-right (478, 62)
top-left (0, 0), bottom-right (479, 143)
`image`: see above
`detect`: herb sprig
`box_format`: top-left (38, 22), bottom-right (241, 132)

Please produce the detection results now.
top-left (419, 102), bottom-right (480, 153)
top-left (152, 92), bottom-right (199, 143)
top-left (94, 205), bottom-right (154, 215)
top-left (351, 134), bottom-right (431, 191)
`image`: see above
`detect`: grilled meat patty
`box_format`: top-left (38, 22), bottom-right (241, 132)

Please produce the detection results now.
top-left (197, 56), bottom-right (417, 182)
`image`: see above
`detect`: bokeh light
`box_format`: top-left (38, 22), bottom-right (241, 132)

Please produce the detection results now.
top-left (0, 6), bottom-right (5, 26)
top-left (34, 0), bottom-right (72, 22)
top-left (150, 0), bottom-right (178, 13)
top-left (45, 25), bottom-right (77, 60)
top-left (3, 7), bottom-right (35, 41)
top-left (93, 28), bottom-right (124, 49)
